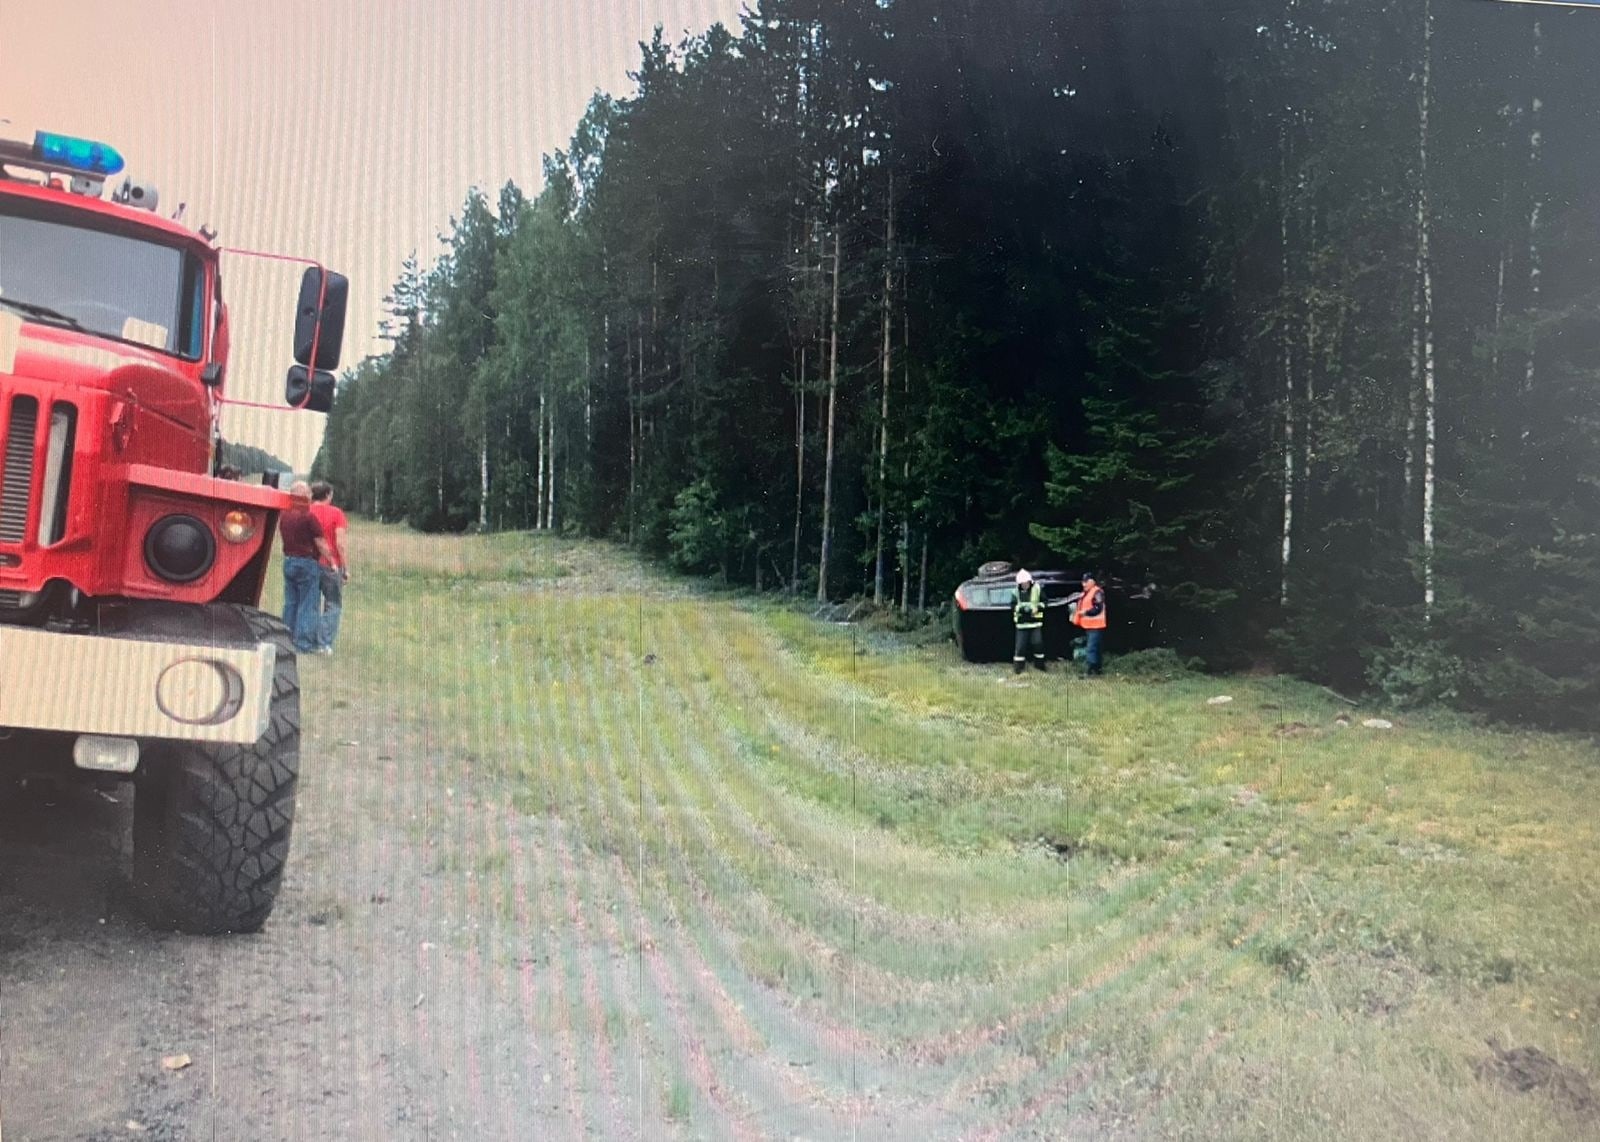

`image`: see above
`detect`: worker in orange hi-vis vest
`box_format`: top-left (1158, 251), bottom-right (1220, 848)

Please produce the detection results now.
top-left (1071, 571), bottom-right (1107, 677)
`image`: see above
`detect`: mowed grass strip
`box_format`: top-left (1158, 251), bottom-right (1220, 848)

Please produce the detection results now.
top-left (311, 523), bottom-right (1600, 1139)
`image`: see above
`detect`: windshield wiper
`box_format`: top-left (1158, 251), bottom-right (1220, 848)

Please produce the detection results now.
top-left (0, 296), bottom-right (86, 331)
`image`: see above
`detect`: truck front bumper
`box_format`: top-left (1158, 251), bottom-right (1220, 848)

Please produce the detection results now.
top-left (0, 625), bottom-right (276, 745)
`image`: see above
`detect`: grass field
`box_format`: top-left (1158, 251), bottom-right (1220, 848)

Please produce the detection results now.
top-left (285, 522), bottom-right (1600, 1139)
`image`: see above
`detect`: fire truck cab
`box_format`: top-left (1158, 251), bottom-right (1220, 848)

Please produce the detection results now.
top-left (0, 129), bottom-right (347, 934)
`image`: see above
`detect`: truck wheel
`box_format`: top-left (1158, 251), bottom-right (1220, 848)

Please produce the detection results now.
top-left (132, 606), bottom-right (299, 934)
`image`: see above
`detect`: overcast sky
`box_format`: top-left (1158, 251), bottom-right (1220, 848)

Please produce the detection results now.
top-left (0, 0), bottom-right (743, 471)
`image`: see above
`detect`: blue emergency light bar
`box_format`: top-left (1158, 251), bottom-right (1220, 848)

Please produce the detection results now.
top-left (32, 131), bottom-right (124, 177)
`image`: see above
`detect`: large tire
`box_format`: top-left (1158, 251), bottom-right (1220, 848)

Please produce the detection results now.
top-left (132, 606), bottom-right (300, 935)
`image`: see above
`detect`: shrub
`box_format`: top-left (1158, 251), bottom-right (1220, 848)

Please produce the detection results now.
top-left (1106, 646), bottom-right (1204, 681)
top-left (1366, 635), bottom-right (1466, 708)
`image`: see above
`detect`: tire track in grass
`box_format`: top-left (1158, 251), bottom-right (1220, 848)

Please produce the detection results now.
top-left (482, 599), bottom-right (553, 1139)
top-left (629, 605), bottom-right (979, 1136)
top-left (1106, 960), bottom-right (1267, 1139)
top-left (584, 596), bottom-right (891, 1136)
top-left (541, 599), bottom-right (703, 1138)
top-left (513, 620), bottom-right (594, 1142)
top-left (483, 566), bottom-right (1260, 1132)
top-left (475, 807), bottom-right (520, 1142)
top-left (636, 601), bottom-right (1139, 1119)
top-left (719, 615), bottom-right (1072, 828)
top-left (980, 937), bottom-right (1268, 1140)
top-left (659, 601), bottom-right (1222, 1062)
top-left (469, 630), bottom-right (536, 1142)
top-left (576, 668), bottom-right (851, 1132)
top-left (570, 606), bottom-right (771, 1140)
top-left (918, 848), bottom-right (1271, 1071)
top-left (604, 594), bottom-right (1280, 1132)
top-left (550, 760), bottom-right (626, 1131)
top-left (470, 599), bottom-right (602, 1140)
top-left (547, 603), bottom-right (692, 1139)
top-left (452, 616), bottom-right (491, 1135)
top-left (730, 614), bottom-right (1079, 792)
top-left (635, 612), bottom-right (883, 1047)
top-left (693, 616), bottom-right (1059, 932)
top-left (953, 927), bottom-right (1267, 1132)
top-left (618, 747), bottom-right (851, 1138)
top-left (936, 863), bottom-right (1273, 1124)
top-left (652, 604), bottom-right (1046, 1014)
top-left (428, 612), bottom-right (489, 1137)
top-left (438, 601), bottom-right (588, 1132)
top-left (987, 857), bottom-right (1286, 1135)
top-left (400, 622), bottom-right (446, 1137)
top-left (662, 604), bottom-right (1260, 1042)
top-left (372, 748), bottom-right (403, 1134)
top-left (524, 783), bottom-right (590, 1141)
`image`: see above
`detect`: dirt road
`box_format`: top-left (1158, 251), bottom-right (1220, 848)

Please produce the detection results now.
top-left (0, 708), bottom-right (585, 1142)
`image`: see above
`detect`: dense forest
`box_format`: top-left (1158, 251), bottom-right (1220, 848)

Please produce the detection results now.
top-left (317, 0), bottom-right (1600, 730)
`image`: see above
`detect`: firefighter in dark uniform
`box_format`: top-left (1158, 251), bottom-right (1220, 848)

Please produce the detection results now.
top-left (1012, 569), bottom-right (1047, 674)
top-left (1072, 571), bottom-right (1107, 676)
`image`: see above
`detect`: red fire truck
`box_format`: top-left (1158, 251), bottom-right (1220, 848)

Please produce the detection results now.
top-left (0, 129), bottom-right (347, 933)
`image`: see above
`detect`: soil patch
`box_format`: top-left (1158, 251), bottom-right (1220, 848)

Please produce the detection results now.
top-left (1473, 1038), bottom-right (1595, 1114)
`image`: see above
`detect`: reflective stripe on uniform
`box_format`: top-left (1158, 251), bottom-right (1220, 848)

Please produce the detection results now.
top-left (1013, 582), bottom-right (1044, 630)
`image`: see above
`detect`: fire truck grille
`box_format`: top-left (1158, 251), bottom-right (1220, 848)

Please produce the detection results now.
top-left (0, 396), bottom-right (39, 544)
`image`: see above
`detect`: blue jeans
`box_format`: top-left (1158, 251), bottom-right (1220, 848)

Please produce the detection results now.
top-left (318, 565), bottom-right (344, 650)
top-left (282, 556), bottom-right (322, 653)
top-left (1084, 628), bottom-right (1104, 675)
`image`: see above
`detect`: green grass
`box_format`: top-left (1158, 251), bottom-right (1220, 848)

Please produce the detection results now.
top-left (287, 522), bottom-right (1600, 1139)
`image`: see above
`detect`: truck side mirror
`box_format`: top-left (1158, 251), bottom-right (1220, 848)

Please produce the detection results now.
top-left (293, 267), bottom-right (349, 371)
top-left (285, 365), bottom-right (336, 413)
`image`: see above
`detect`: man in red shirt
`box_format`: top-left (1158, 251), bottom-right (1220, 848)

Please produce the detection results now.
top-left (309, 481), bottom-right (350, 654)
top-left (280, 481), bottom-right (332, 654)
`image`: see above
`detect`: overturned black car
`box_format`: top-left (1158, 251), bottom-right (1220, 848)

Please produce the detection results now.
top-left (951, 562), bottom-right (1082, 663)
top-left (952, 562), bottom-right (1154, 663)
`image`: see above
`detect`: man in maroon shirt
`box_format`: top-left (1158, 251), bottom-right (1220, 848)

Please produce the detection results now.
top-left (309, 481), bottom-right (350, 653)
top-left (280, 481), bottom-right (332, 654)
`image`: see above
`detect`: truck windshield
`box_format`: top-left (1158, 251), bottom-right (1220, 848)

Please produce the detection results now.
top-left (0, 206), bottom-right (204, 360)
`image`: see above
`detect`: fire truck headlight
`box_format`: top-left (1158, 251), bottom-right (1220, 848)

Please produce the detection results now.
top-left (220, 510), bottom-right (256, 544)
top-left (156, 659), bottom-right (245, 726)
top-left (144, 515), bottom-right (215, 583)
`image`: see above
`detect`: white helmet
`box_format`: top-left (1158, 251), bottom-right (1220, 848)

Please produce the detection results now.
top-left (1016, 569), bottom-right (1032, 585)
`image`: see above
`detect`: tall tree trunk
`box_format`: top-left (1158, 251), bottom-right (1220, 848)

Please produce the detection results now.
top-left (478, 416), bottom-right (489, 531)
top-left (816, 229), bottom-right (842, 603)
top-left (1523, 20), bottom-right (1543, 410)
top-left (873, 175), bottom-right (895, 605)
top-left (917, 531), bottom-right (928, 613)
top-left (1419, 0), bottom-right (1437, 622)
top-left (1405, 265), bottom-right (1422, 512)
top-left (546, 398), bottom-right (557, 531)
top-left (792, 345), bottom-right (806, 594)
top-left (899, 281), bottom-right (912, 613)
top-left (1302, 177), bottom-right (1317, 510)
top-left (626, 327), bottom-right (637, 546)
top-left (1278, 125), bottom-right (1295, 608)
top-left (536, 390), bottom-right (547, 530)
top-left (584, 339), bottom-right (593, 453)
